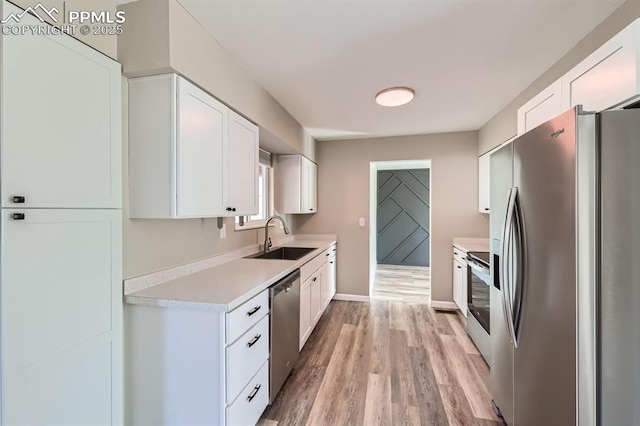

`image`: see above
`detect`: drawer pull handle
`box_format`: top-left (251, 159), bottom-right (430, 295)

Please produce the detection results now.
top-left (12, 213), bottom-right (25, 220)
top-left (247, 334), bottom-right (261, 348)
top-left (313, 277), bottom-right (317, 282)
top-left (246, 306), bottom-right (261, 316)
top-left (247, 384), bottom-right (261, 402)
top-left (326, 253), bottom-right (330, 256)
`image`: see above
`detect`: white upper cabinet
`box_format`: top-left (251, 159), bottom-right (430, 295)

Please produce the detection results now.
top-left (562, 19), bottom-right (640, 113)
top-left (175, 77), bottom-right (228, 217)
top-left (518, 19), bottom-right (640, 132)
top-left (128, 74), bottom-right (258, 219)
top-left (478, 151), bottom-right (491, 214)
top-left (517, 79), bottom-right (563, 135)
top-left (277, 155), bottom-right (318, 214)
top-left (478, 139), bottom-right (513, 214)
top-left (1, 9), bottom-right (122, 209)
top-left (227, 111), bottom-right (259, 215)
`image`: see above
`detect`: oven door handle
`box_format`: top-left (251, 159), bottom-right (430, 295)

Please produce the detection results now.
top-left (468, 260), bottom-right (490, 276)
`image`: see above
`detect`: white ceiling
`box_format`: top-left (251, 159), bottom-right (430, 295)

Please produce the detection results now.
top-left (178, 0), bottom-right (625, 140)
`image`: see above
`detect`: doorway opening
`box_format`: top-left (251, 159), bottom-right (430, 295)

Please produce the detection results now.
top-left (369, 160), bottom-right (432, 304)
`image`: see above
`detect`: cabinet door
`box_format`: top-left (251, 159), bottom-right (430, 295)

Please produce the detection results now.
top-left (311, 273), bottom-right (323, 324)
top-left (227, 111), bottom-right (259, 216)
top-left (320, 262), bottom-right (331, 308)
top-left (329, 255), bottom-right (337, 299)
top-left (478, 152), bottom-right (491, 214)
top-left (461, 261), bottom-right (468, 318)
top-left (562, 21), bottom-right (637, 112)
top-left (453, 259), bottom-right (465, 312)
top-left (299, 280), bottom-right (311, 350)
top-left (517, 80), bottom-right (563, 135)
top-left (301, 158), bottom-right (311, 213)
top-left (1, 3), bottom-right (121, 209)
top-left (1, 209), bottom-right (122, 425)
top-left (307, 161), bottom-right (318, 213)
top-left (176, 78), bottom-right (227, 217)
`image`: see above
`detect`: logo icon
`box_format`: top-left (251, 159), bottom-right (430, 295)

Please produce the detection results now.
top-left (1, 3), bottom-right (59, 24)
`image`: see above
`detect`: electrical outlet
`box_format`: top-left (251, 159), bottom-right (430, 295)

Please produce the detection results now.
top-left (359, 217), bottom-right (366, 227)
top-left (219, 223), bottom-right (226, 239)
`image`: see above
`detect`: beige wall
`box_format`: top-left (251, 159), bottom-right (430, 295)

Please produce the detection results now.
top-left (118, 0), bottom-right (315, 162)
top-left (297, 133), bottom-right (489, 302)
top-left (479, 0), bottom-right (640, 154)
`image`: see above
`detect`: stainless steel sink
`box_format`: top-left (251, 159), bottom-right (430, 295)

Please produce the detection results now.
top-left (246, 247), bottom-right (315, 261)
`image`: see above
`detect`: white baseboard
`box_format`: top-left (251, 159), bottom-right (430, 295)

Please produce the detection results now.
top-left (430, 300), bottom-right (459, 311)
top-left (333, 293), bottom-right (371, 303)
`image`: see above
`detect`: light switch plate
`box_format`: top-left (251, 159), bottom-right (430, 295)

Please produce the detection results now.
top-left (219, 223), bottom-right (227, 238)
top-left (359, 217), bottom-right (366, 227)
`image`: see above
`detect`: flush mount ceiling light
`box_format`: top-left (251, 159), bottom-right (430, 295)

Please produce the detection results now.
top-left (375, 87), bottom-right (415, 107)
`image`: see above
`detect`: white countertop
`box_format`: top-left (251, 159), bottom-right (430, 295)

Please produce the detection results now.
top-left (453, 237), bottom-right (490, 253)
top-left (125, 237), bottom-right (336, 312)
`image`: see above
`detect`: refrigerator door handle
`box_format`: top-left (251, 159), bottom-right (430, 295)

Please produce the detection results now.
top-left (511, 188), bottom-right (525, 347)
top-left (500, 187), bottom-right (518, 346)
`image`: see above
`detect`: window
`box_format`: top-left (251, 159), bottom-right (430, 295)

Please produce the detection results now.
top-left (235, 151), bottom-right (273, 230)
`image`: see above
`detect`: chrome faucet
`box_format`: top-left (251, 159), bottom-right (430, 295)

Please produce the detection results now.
top-left (264, 215), bottom-right (290, 253)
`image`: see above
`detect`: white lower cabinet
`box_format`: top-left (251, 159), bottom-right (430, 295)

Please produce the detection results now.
top-left (125, 290), bottom-right (269, 425)
top-left (226, 361), bottom-right (269, 426)
top-left (452, 247), bottom-right (468, 316)
top-left (328, 253), bottom-right (337, 300)
top-left (225, 316), bottom-right (269, 402)
top-left (300, 279), bottom-right (312, 350)
top-left (299, 244), bottom-right (337, 350)
top-left (2, 209), bottom-right (123, 425)
top-left (311, 270), bottom-right (323, 324)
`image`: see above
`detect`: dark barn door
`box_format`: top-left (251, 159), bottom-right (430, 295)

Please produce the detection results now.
top-left (376, 169), bottom-right (430, 266)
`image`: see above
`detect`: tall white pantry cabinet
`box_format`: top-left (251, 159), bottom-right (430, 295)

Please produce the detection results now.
top-left (1, 2), bottom-right (123, 425)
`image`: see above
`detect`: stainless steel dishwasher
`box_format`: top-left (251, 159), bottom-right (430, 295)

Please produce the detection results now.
top-left (269, 269), bottom-right (300, 402)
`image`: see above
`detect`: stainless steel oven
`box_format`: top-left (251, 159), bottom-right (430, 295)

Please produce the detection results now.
top-left (467, 251), bottom-right (491, 363)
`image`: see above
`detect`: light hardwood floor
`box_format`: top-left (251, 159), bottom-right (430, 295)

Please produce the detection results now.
top-left (372, 265), bottom-right (431, 304)
top-left (260, 300), bottom-right (503, 426)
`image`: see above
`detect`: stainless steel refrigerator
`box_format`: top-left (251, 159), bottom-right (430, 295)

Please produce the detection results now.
top-left (490, 106), bottom-right (640, 425)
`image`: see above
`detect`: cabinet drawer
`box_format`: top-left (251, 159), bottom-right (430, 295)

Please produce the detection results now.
top-left (226, 315), bottom-right (269, 403)
top-left (226, 360), bottom-right (269, 426)
top-left (226, 290), bottom-right (268, 344)
top-left (452, 247), bottom-right (467, 265)
top-left (300, 248), bottom-right (331, 282)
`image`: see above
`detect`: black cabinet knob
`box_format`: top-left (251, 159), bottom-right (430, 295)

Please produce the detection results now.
top-left (484, 208), bottom-right (490, 211)
top-left (232, 208), bottom-right (236, 212)
top-left (12, 196), bottom-right (25, 204)
top-left (12, 213), bottom-right (25, 220)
